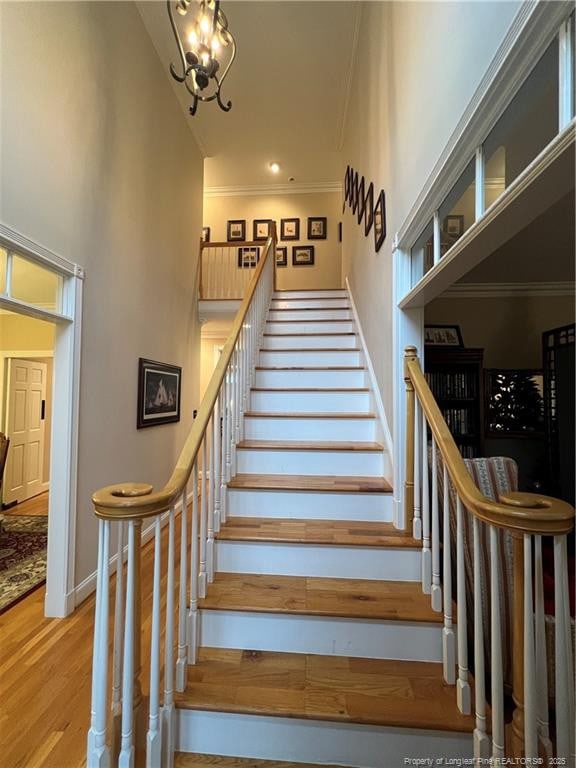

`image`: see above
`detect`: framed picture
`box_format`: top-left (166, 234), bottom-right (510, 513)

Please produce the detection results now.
top-left (424, 325), bottom-right (464, 347)
top-left (352, 171), bottom-right (359, 214)
top-left (137, 358), bottom-right (181, 429)
top-left (237, 246), bottom-right (260, 268)
top-left (373, 189), bottom-right (386, 252)
top-left (281, 218), bottom-right (300, 241)
top-left (253, 219), bottom-right (273, 241)
top-left (443, 215), bottom-right (464, 238)
top-left (343, 167), bottom-right (351, 212)
top-left (357, 177), bottom-right (366, 225)
top-left (338, 222), bottom-right (342, 242)
top-left (227, 219), bottom-right (246, 242)
top-left (201, 226), bottom-right (210, 243)
top-left (308, 217), bottom-right (327, 240)
top-left (363, 183), bottom-right (374, 236)
top-left (485, 369), bottom-right (544, 437)
top-left (292, 245), bottom-right (315, 266)
top-left (275, 246), bottom-right (288, 267)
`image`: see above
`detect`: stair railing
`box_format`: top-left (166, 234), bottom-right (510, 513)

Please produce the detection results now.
top-left (86, 228), bottom-right (276, 768)
top-left (403, 346), bottom-right (575, 764)
top-left (199, 239), bottom-right (274, 299)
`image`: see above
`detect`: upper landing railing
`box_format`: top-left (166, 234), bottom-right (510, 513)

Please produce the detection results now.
top-left (199, 239), bottom-right (273, 300)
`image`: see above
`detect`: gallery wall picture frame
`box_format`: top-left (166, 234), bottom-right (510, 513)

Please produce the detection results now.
top-left (343, 166), bottom-right (351, 212)
top-left (443, 214), bottom-right (464, 238)
top-left (373, 189), bottom-right (387, 252)
top-left (253, 219), bottom-right (274, 241)
top-left (308, 217), bottom-right (327, 240)
top-left (338, 222), bottom-right (342, 242)
top-left (352, 171), bottom-right (359, 214)
top-left (280, 218), bottom-right (300, 241)
top-left (227, 219), bottom-right (246, 242)
top-left (292, 245), bottom-right (315, 266)
top-left (137, 358), bottom-right (182, 429)
top-left (201, 226), bottom-right (211, 243)
top-left (424, 325), bottom-right (464, 347)
top-left (275, 246), bottom-right (288, 267)
top-left (357, 177), bottom-right (366, 225)
top-left (364, 183), bottom-right (374, 236)
top-left (237, 246), bottom-right (261, 268)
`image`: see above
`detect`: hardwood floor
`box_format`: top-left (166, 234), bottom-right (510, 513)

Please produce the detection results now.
top-left (175, 754), bottom-right (343, 768)
top-left (176, 648), bottom-right (474, 733)
top-left (236, 440), bottom-right (384, 452)
top-left (3, 491), bottom-right (49, 517)
top-left (228, 474), bottom-right (392, 493)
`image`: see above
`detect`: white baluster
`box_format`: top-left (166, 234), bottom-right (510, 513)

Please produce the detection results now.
top-left (413, 399), bottom-right (421, 540)
top-left (442, 464), bottom-right (455, 685)
top-left (161, 508), bottom-right (176, 768)
top-left (188, 461), bottom-right (199, 664)
top-left (534, 535), bottom-right (553, 758)
top-left (523, 533), bottom-right (538, 759)
top-left (225, 366), bottom-right (233, 485)
top-left (111, 522), bottom-right (125, 722)
top-left (87, 519), bottom-right (111, 768)
top-left (176, 484), bottom-right (188, 692)
top-left (198, 438), bottom-right (208, 598)
top-left (234, 344), bottom-right (241, 448)
top-left (430, 438), bottom-right (442, 612)
top-left (421, 410), bottom-right (431, 593)
top-left (490, 525), bottom-right (505, 761)
top-left (119, 521), bottom-right (136, 768)
top-left (146, 517), bottom-right (162, 768)
top-left (472, 517), bottom-right (489, 758)
top-left (554, 535), bottom-right (575, 764)
top-left (220, 380), bottom-right (229, 523)
top-left (213, 393), bottom-right (222, 533)
top-left (207, 415), bottom-right (215, 583)
top-left (456, 496), bottom-right (471, 714)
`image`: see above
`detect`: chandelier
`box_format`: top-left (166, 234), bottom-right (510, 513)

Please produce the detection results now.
top-left (167, 0), bottom-right (236, 116)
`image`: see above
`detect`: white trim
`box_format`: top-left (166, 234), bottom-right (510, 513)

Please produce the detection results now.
top-left (204, 182), bottom-right (342, 198)
top-left (0, 295), bottom-right (72, 324)
top-left (559, 15), bottom-right (575, 129)
top-left (345, 278), bottom-right (393, 480)
top-left (336, 3), bottom-right (363, 151)
top-left (443, 281), bottom-right (575, 299)
top-left (0, 221), bottom-right (78, 277)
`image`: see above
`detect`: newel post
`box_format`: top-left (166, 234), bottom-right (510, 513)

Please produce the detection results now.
top-left (510, 532), bottom-right (526, 758)
top-left (403, 346), bottom-right (418, 533)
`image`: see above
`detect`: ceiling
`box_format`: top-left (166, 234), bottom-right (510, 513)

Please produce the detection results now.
top-left (137, 1), bottom-right (360, 188)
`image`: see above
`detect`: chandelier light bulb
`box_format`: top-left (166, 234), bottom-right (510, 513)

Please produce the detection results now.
top-left (188, 28), bottom-right (199, 47)
top-left (200, 15), bottom-right (211, 34)
top-left (269, 162), bottom-right (280, 174)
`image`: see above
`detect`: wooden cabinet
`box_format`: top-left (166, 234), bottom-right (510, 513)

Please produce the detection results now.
top-left (424, 347), bottom-right (484, 458)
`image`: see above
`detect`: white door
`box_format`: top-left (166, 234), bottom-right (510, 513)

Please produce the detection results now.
top-left (4, 359), bottom-right (48, 504)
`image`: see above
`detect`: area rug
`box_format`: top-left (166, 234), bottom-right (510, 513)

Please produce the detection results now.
top-left (0, 514), bottom-right (48, 613)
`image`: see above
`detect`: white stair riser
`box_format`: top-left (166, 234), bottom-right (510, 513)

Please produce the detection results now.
top-left (250, 390), bottom-right (371, 413)
top-left (266, 321), bottom-right (355, 334)
top-left (259, 350), bottom-right (362, 367)
top-left (176, 710), bottom-right (473, 767)
top-left (273, 290), bottom-right (347, 299)
top-left (236, 448), bottom-right (385, 476)
top-left (244, 416), bottom-right (377, 441)
top-left (271, 299), bottom-right (351, 310)
top-left (199, 610), bottom-right (443, 662)
top-left (255, 369), bottom-right (367, 388)
top-left (262, 334), bottom-right (358, 349)
top-left (268, 309), bottom-right (352, 321)
top-left (215, 540), bottom-right (420, 581)
top-left (226, 488), bottom-right (393, 520)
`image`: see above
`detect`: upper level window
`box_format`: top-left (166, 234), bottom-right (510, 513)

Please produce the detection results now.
top-left (411, 220), bottom-right (434, 285)
top-left (0, 248), bottom-right (6, 294)
top-left (437, 159), bottom-right (476, 257)
top-left (9, 252), bottom-right (63, 313)
top-left (571, 12), bottom-right (575, 118)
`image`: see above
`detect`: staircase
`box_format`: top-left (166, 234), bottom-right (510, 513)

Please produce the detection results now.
top-left (174, 289), bottom-right (474, 766)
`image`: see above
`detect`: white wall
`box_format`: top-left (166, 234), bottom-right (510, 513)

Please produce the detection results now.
top-left (341, 1), bottom-right (520, 429)
top-left (0, 2), bottom-right (204, 588)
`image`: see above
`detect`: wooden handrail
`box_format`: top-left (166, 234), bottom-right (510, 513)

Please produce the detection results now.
top-left (93, 232), bottom-right (276, 520)
top-left (404, 346), bottom-right (574, 535)
top-left (200, 240), bottom-right (264, 249)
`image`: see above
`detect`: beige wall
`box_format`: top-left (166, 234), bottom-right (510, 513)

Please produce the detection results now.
top-left (0, 2), bottom-right (204, 587)
top-left (204, 192), bottom-right (342, 290)
top-left (341, 1), bottom-right (520, 431)
top-left (200, 337), bottom-right (227, 399)
top-left (425, 294), bottom-right (575, 369)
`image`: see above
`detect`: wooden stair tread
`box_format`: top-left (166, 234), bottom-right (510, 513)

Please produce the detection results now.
top-left (228, 474), bottom-right (391, 492)
top-left (217, 518), bottom-right (419, 548)
top-left (266, 319), bottom-right (351, 324)
top-left (236, 440), bottom-right (383, 452)
top-left (243, 412), bottom-right (376, 419)
top-left (263, 332), bottom-right (356, 337)
top-left (199, 574), bottom-right (437, 622)
top-left (175, 754), bottom-right (343, 768)
top-left (261, 347), bottom-right (361, 353)
top-left (251, 387), bottom-right (370, 392)
top-left (270, 307), bottom-right (350, 312)
top-left (175, 648), bottom-right (473, 732)
top-left (255, 366), bottom-right (366, 371)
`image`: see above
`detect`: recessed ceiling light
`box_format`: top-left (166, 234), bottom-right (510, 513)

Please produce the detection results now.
top-left (269, 162), bottom-right (280, 173)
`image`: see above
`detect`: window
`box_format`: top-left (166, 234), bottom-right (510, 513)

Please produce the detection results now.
top-left (571, 12), bottom-right (575, 118)
top-left (437, 159), bottom-right (476, 256)
top-left (411, 220), bottom-right (434, 285)
top-left (0, 248), bottom-right (6, 294)
top-left (11, 253), bottom-right (63, 312)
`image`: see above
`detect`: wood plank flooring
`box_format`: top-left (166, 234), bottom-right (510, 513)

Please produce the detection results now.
top-left (175, 754), bottom-right (343, 768)
top-left (199, 574), bottom-right (441, 623)
top-left (216, 518), bottom-right (420, 548)
top-left (3, 491), bottom-right (49, 517)
top-left (228, 474), bottom-right (392, 493)
top-left (176, 648), bottom-right (474, 733)
top-left (236, 441), bottom-right (383, 452)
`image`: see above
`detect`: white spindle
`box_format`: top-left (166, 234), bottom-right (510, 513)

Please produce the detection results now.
top-left (213, 393), bottom-right (222, 532)
top-left (430, 438), bottom-right (441, 612)
top-left (207, 415), bottom-right (215, 582)
top-left (188, 461), bottom-right (199, 664)
top-left (176, 484), bottom-right (189, 692)
top-left (87, 519), bottom-right (111, 768)
top-left (554, 535), bottom-right (575, 764)
top-left (119, 521), bottom-right (136, 768)
top-left (421, 410), bottom-right (431, 594)
top-left (472, 517), bottom-right (489, 758)
top-left (199, 438), bottom-right (208, 598)
top-left (490, 525), bottom-right (505, 761)
top-left (442, 464), bottom-right (455, 685)
top-left (146, 517), bottom-right (162, 768)
top-left (413, 399), bottom-right (422, 540)
top-left (534, 535), bottom-right (553, 758)
top-left (220, 383), bottom-right (228, 523)
top-left (234, 344), bottom-right (241, 447)
top-left (523, 534), bottom-right (538, 759)
top-left (456, 497), bottom-right (471, 714)
top-left (111, 522), bottom-right (125, 720)
top-left (162, 508), bottom-right (176, 768)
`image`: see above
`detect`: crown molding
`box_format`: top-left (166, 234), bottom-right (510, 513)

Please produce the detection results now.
top-left (204, 182), bottom-right (343, 198)
top-left (443, 281), bottom-right (575, 299)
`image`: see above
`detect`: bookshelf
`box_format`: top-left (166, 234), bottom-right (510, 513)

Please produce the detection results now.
top-left (424, 347), bottom-right (484, 458)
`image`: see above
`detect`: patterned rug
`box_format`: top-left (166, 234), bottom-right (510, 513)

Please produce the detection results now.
top-left (0, 515), bottom-right (48, 613)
